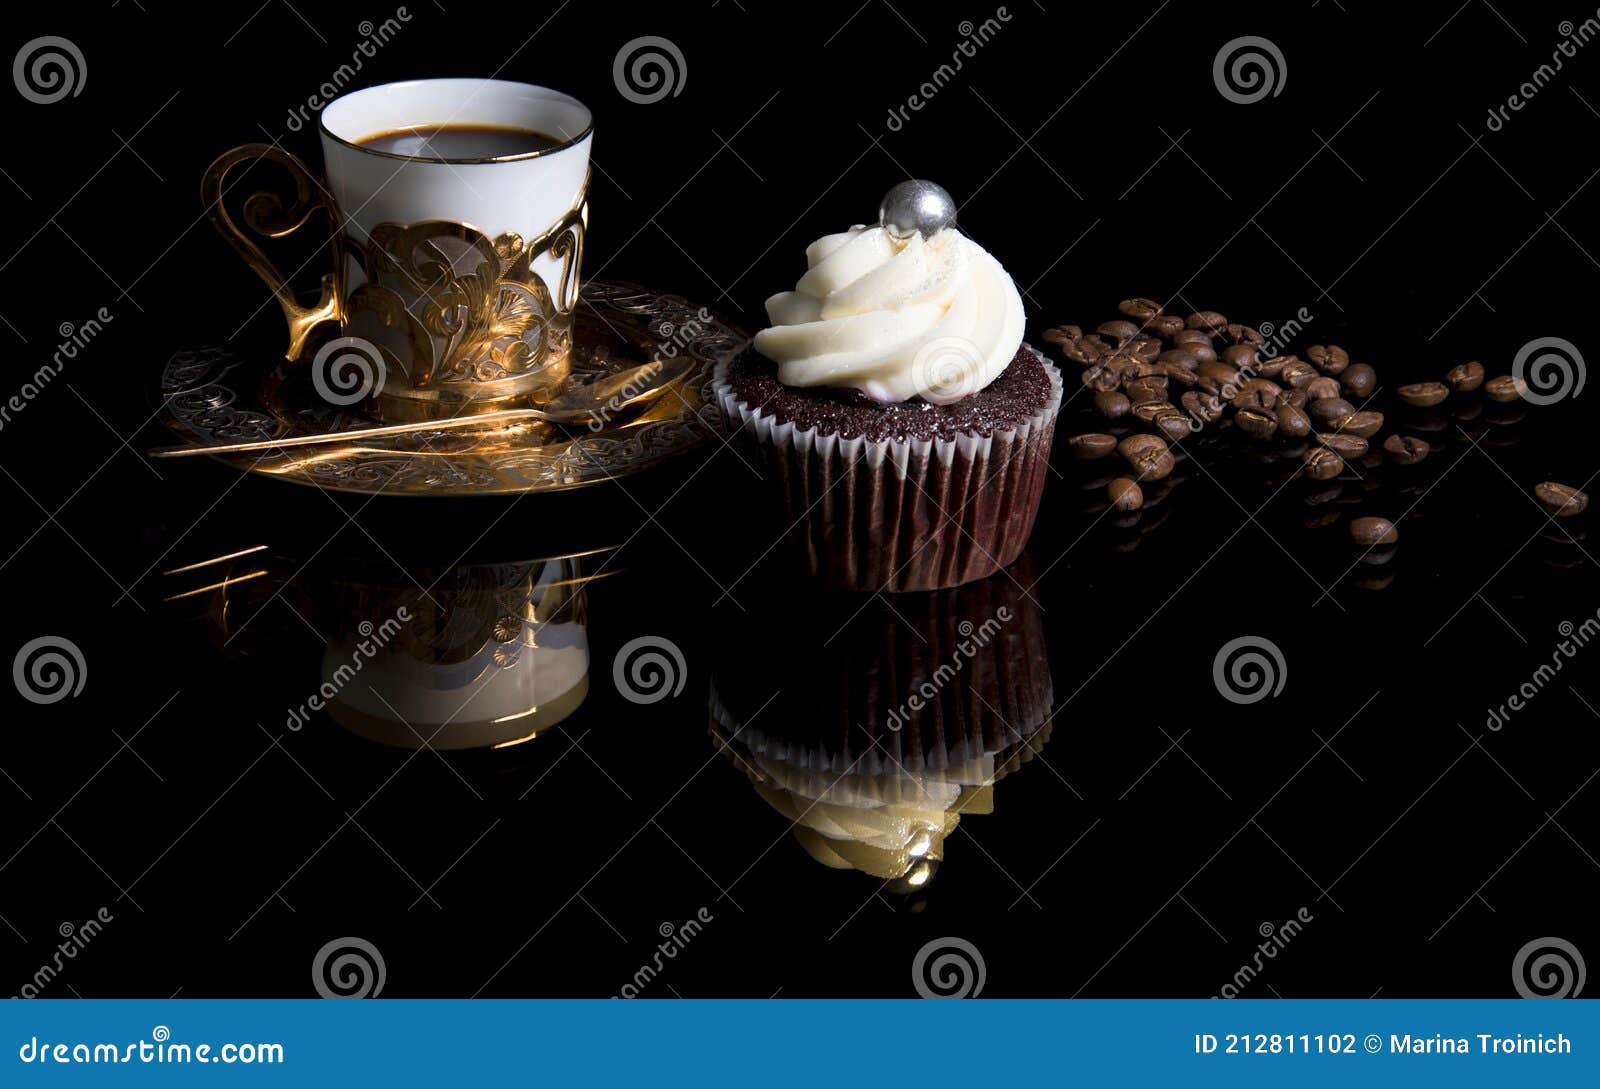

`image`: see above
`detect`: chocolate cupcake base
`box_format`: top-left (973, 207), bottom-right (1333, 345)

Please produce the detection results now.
top-left (714, 346), bottom-right (1062, 592)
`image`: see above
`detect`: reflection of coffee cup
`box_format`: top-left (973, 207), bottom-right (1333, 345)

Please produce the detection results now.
top-left (314, 554), bottom-right (593, 750)
top-left (204, 79), bottom-right (591, 422)
top-left (710, 560), bottom-right (1053, 885)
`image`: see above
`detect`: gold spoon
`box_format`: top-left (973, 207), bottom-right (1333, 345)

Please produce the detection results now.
top-left (150, 356), bottom-right (692, 459)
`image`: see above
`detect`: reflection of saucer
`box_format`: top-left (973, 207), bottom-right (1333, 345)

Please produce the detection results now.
top-left (158, 281), bottom-right (748, 497)
top-left (709, 562), bottom-right (1054, 885)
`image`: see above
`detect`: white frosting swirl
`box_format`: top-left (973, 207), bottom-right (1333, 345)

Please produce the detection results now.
top-left (752, 225), bottom-right (1025, 404)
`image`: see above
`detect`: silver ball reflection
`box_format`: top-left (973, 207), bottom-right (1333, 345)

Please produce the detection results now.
top-left (878, 180), bottom-right (956, 241)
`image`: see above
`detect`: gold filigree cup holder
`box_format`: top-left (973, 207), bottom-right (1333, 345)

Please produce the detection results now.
top-left (159, 281), bottom-right (748, 496)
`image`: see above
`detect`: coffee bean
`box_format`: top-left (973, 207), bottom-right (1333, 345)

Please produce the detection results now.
top-left (1382, 434), bottom-right (1430, 465)
top-left (1445, 360), bottom-right (1485, 393)
top-left (1309, 397), bottom-right (1356, 423)
top-left (1232, 386), bottom-right (1279, 413)
top-left (1340, 363), bottom-right (1377, 399)
top-left (1093, 390), bottom-right (1131, 419)
top-left (1224, 323), bottom-right (1265, 346)
top-left (1158, 348), bottom-right (1199, 370)
top-left (1181, 390), bottom-right (1225, 424)
top-left (1236, 408), bottom-right (1279, 438)
top-left (1117, 298), bottom-right (1162, 321)
top-left (1197, 361), bottom-right (1240, 385)
top-left (1280, 361), bottom-right (1319, 389)
top-left (1276, 402), bottom-right (1312, 438)
top-left (1154, 409), bottom-right (1192, 441)
top-left (1186, 310), bottom-right (1227, 331)
top-left (1042, 325), bottom-right (1082, 346)
top-left (1305, 376), bottom-right (1342, 401)
top-left (1108, 476), bottom-right (1144, 510)
top-left (1278, 387), bottom-right (1308, 409)
top-left (1119, 433), bottom-right (1175, 480)
top-left (1173, 328), bottom-right (1212, 346)
top-left (1307, 344), bottom-right (1350, 375)
top-left (1535, 481), bottom-right (1589, 517)
top-left (1485, 375), bottom-right (1523, 402)
top-left (1118, 360), bottom-right (1163, 381)
top-left (1162, 361), bottom-right (1199, 387)
top-left (1335, 410), bottom-right (1385, 438)
top-left (1187, 341), bottom-right (1219, 365)
top-left (1124, 375), bottom-right (1169, 403)
top-left (1151, 315), bottom-right (1187, 338)
top-left (1397, 381), bottom-right (1449, 407)
top-left (1081, 364), bottom-right (1121, 391)
top-left (1131, 398), bottom-right (1177, 423)
top-left (1067, 432), bottom-right (1118, 459)
top-left (1304, 447), bottom-right (1345, 481)
top-left (1257, 355), bottom-right (1289, 379)
top-left (1350, 516), bottom-right (1398, 546)
top-left (1130, 336), bottom-right (1163, 362)
top-left (1221, 344), bottom-right (1260, 370)
top-left (1316, 432), bottom-right (1368, 458)
top-left (1240, 376), bottom-right (1282, 396)
top-left (1096, 319), bottom-right (1139, 344)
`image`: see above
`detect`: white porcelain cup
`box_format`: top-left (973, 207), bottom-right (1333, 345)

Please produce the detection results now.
top-left (204, 79), bottom-right (593, 421)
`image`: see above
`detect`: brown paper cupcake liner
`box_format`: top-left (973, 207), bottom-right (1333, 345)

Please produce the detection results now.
top-left (713, 348), bottom-right (1063, 592)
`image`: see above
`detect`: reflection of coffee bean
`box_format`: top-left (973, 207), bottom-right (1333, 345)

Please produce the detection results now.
top-left (1445, 360), bottom-right (1484, 392)
top-left (1276, 402), bottom-right (1312, 438)
top-left (1397, 382), bottom-right (1449, 407)
top-left (1382, 434), bottom-right (1430, 465)
top-left (1309, 397), bottom-right (1355, 423)
top-left (1340, 363), bottom-right (1377, 398)
top-left (1535, 481), bottom-right (1589, 517)
top-left (1336, 411), bottom-right (1385, 438)
top-left (1307, 344), bottom-right (1350, 375)
top-left (1316, 432), bottom-right (1368, 457)
top-left (1350, 516), bottom-right (1398, 545)
top-left (1094, 390), bottom-right (1132, 420)
top-left (1485, 375), bottom-right (1522, 402)
top-left (1117, 297), bottom-right (1162, 321)
top-left (1303, 447), bottom-right (1344, 481)
top-left (1067, 432), bottom-right (1118, 459)
top-left (1108, 476), bottom-right (1144, 510)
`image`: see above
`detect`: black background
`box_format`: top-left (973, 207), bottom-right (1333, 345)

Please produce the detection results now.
top-left (0, 0), bottom-right (1597, 999)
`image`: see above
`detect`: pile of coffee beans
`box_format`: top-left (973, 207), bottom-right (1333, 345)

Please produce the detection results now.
top-left (1042, 298), bottom-right (1590, 564)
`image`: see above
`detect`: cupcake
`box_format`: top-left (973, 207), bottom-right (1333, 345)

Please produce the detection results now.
top-left (713, 181), bottom-right (1061, 592)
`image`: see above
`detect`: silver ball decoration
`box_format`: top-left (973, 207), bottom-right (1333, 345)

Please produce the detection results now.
top-left (878, 180), bottom-right (956, 241)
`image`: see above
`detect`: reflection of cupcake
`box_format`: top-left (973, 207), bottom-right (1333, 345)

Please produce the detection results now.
top-left (713, 181), bottom-right (1061, 593)
top-left (709, 560), bottom-right (1052, 885)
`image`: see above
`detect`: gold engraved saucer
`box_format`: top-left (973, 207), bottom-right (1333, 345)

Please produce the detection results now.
top-left (159, 281), bottom-right (747, 497)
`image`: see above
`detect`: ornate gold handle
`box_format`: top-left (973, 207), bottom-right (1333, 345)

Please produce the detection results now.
top-left (202, 144), bottom-right (342, 361)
